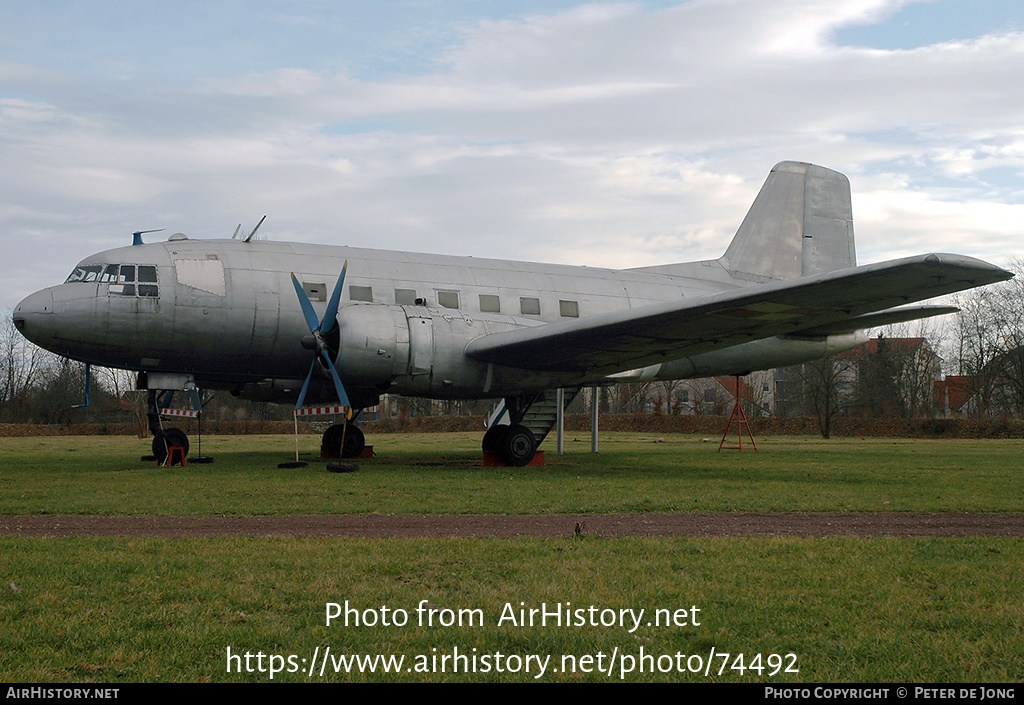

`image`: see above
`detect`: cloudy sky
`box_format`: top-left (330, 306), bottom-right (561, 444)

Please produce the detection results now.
top-left (3, 0), bottom-right (1024, 306)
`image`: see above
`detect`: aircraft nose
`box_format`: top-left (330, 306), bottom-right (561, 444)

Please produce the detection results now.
top-left (12, 288), bottom-right (55, 344)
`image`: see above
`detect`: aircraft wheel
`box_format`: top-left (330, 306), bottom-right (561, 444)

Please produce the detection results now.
top-left (500, 424), bottom-right (536, 467)
top-left (153, 428), bottom-right (189, 465)
top-left (341, 425), bottom-right (365, 459)
top-left (321, 424), bottom-right (345, 458)
top-left (482, 424), bottom-right (509, 453)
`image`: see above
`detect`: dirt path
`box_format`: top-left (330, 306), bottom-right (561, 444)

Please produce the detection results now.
top-left (2, 512), bottom-right (1022, 538)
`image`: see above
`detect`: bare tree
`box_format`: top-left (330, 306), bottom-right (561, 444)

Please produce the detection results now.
top-left (781, 356), bottom-right (855, 438)
top-left (987, 261), bottom-right (1024, 416)
top-left (948, 287), bottom-right (1003, 417)
top-left (945, 261), bottom-right (1024, 418)
top-left (31, 356), bottom-right (88, 424)
top-left (1, 314), bottom-right (43, 421)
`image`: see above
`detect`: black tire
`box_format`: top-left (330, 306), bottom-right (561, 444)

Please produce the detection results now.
top-left (152, 428), bottom-right (189, 465)
top-left (321, 424), bottom-right (345, 458)
top-left (341, 425), bottom-right (365, 459)
top-left (327, 463), bottom-right (359, 473)
top-left (499, 424), bottom-right (536, 467)
top-left (482, 424), bottom-right (510, 453)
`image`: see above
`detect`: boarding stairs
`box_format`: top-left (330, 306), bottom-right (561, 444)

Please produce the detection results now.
top-left (485, 387), bottom-right (581, 447)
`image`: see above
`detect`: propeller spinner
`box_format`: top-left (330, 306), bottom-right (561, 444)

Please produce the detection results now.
top-left (291, 261), bottom-right (351, 413)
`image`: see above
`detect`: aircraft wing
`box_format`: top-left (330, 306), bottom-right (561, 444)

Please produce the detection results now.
top-left (464, 253), bottom-right (1011, 374)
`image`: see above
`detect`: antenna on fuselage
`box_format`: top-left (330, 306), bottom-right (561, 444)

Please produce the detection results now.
top-left (243, 215), bottom-right (267, 243)
top-left (231, 224), bottom-right (241, 239)
top-left (132, 229), bottom-right (165, 246)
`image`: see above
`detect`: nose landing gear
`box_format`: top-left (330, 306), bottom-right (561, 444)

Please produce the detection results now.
top-left (321, 422), bottom-right (366, 459)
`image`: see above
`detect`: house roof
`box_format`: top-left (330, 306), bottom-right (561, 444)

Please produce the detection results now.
top-left (934, 376), bottom-right (981, 412)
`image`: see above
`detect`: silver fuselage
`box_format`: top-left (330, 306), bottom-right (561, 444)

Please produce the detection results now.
top-left (14, 237), bottom-right (863, 406)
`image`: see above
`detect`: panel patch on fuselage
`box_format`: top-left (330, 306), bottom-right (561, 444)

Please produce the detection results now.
top-left (175, 259), bottom-right (226, 296)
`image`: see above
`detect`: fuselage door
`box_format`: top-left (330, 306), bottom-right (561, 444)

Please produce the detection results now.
top-left (252, 289), bottom-right (281, 360)
top-left (404, 309), bottom-right (433, 376)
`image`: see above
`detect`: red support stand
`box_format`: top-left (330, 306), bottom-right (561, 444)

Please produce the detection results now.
top-left (162, 446), bottom-right (187, 467)
top-left (483, 451), bottom-right (545, 467)
top-left (718, 375), bottom-right (757, 452)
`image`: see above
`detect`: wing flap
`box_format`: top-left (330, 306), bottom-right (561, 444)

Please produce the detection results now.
top-left (464, 253), bottom-right (1010, 374)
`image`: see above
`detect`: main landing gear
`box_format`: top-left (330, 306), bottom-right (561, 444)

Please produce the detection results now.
top-left (482, 394), bottom-right (541, 467)
top-left (482, 423), bottom-right (537, 466)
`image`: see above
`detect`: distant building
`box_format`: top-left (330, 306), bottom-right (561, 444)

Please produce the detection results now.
top-left (775, 337), bottom-right (942, 419)
top-left (933, 376), bottom-right (983, 418)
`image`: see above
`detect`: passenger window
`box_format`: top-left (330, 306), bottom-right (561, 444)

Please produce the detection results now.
top-left (520, 297), bottom-right (541, 315)
top-left (438, 291), bottom-right (460, 309)
top-left (395, 289), bottom-right (417, 305)
top-left (559, 300), bottom-right (579, 318)
top-left (479, 294), bottom-right (500, 313)
top-left (350, 285), bottom-right (373, 302)
top-left (303, 282), bottom-right (326, 302)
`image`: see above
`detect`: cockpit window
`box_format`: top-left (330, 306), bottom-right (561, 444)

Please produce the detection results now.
top-left (68, 263), bottom-right (159, 298)
top-left (66, 264), bottom-right (103, 283)
top-left (137, 265), bottom-right (158, 296)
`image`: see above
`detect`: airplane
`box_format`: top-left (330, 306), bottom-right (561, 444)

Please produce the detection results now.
top-left (12, 161), bottom-right (1013, 466)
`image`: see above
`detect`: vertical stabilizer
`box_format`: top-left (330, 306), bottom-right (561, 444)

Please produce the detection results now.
top-left (720, 161), bottom-right (856, 282)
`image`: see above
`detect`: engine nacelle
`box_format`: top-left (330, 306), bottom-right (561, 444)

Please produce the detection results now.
top-left (334, 303), bottom-right (546, 398)
top-left (333, 303), bottom-right (406, 389)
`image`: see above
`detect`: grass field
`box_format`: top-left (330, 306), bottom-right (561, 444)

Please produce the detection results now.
top-left (2, 432), bottom-right (1022, 514)
top-left (1, 433), bottom-right (1022, 683)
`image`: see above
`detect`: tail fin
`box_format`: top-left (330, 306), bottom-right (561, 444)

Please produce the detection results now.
top-left (720, 161), bottom-right (856, 282)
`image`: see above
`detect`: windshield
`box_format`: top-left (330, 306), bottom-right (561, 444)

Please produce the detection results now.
top-left (65, 264), bottom-right (103, 283)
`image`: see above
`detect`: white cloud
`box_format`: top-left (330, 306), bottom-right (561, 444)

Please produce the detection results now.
top-left (2, 0), bottom-right (1024, 308)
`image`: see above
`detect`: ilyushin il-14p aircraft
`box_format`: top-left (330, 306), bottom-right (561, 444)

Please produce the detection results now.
top-left (13, 162), bottom-right (1013, 466)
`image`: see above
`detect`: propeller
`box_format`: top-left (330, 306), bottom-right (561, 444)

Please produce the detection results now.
top-left (291, 260), bottom-right (351, 414)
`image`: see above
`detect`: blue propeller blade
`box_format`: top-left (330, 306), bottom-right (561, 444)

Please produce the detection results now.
top-left (295, 362), bottom-right (316, 410)
top-left (322, 260), bottom-right (347, 334)
top-left (321, 350), bottom-right (352, 408)
top-left (291, 273), bottom-right (321, 334)
top-left (291, 265), bottom-right (352, 413)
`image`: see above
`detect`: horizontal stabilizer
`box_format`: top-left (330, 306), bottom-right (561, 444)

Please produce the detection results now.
top-left (788, 305), bottom-right (959, 337)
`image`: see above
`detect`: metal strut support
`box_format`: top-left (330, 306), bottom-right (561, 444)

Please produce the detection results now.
top-left (146, 390), bottom-right (164, 437)
top-left (718, 375), bottom-right (758, 452)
